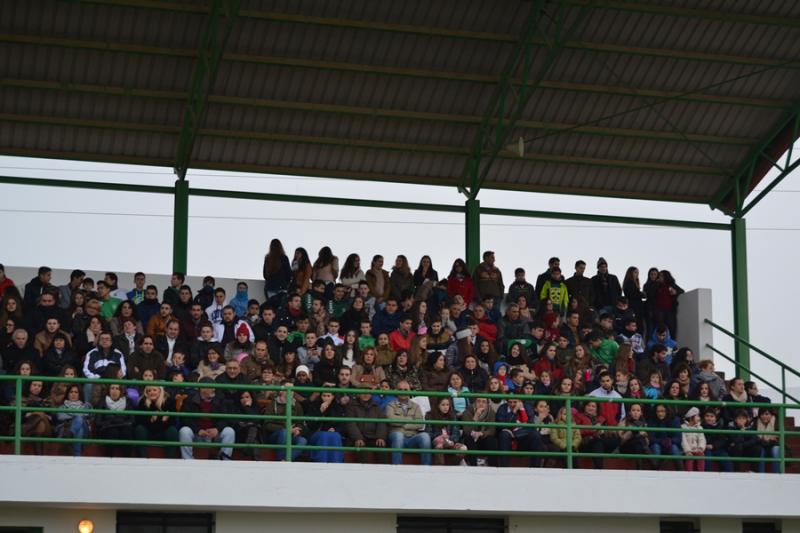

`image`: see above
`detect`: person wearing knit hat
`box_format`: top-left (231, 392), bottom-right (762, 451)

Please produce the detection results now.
top-left (597, 257), bottom-right (608, 268)
top-left (295, 364), bottom-right (311, 377)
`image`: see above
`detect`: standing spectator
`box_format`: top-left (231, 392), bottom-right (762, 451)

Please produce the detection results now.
top-left (0, 264), bottom-right (15, 298)
top-left (565, 260), bottom-right (594, 317)
top-left (340, 253), bottom-right (366, 297)
top-left (507, 268), bottom-right (535, 307)
top-left (162, 272), bottom-right (184, 309)
top-left (539, 267), bottom-right (569, 315)
top-left (447, 259), bottom-right (474, 305)
top-left (622, 267), bottom-right (645, 332)
top-left (263, 238), bottom-right (292, 302)
top-left (23, 266), bottom-right (54, 312)
top-left (389, 255), bottom-right (413, 303)
top-left (57, 269), bottom-right (85, 309)
top-left (643, 267), bottom-right (660, 335)
top-left (312, 246), bottom-right (339, 290)
top-left (591, 258), bottom-right (622, 313)
top-left (533, 257), bottom-right (561, 304)
top-left (366, 255), bottom-right (390, 304)
top-left (653, 270), bottom-right (684, 339)
top-left (291, 247), bottom-right (313, 296)
top-left (412, 255), bottom-right (439, 302)
top-left (473, 251), bottom-right (504, 308)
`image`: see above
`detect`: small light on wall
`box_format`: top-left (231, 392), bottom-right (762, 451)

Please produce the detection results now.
top-left (77, 519), bottom-right (94, 533)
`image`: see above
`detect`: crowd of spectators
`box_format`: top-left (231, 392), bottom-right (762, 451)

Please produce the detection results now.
top-left (0, 241), bottom-right (781, 471)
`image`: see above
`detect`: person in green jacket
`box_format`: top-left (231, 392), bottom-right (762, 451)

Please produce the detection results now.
top-left (586, 331), bottom-right (619, 366)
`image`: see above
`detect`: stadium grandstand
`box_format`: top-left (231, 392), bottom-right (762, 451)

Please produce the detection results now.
top-left (2, 0), bottom-right (800, 532)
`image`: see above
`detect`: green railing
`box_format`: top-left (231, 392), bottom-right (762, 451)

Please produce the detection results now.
top-left (0, 374), bottom-right (797, 473)
top-left (706, 318), bottom-right (800, 404)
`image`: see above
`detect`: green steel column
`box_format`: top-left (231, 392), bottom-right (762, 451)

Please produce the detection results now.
top-left (173, 179), bottom-right (189, 274)
top-left (731, 217), bottom-right (750, 379)
top-left (465, 198), bottom-right (480, 270)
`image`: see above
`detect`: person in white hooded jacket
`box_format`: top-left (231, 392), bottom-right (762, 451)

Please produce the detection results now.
top-left (681, 407), bottom-right (706, 472)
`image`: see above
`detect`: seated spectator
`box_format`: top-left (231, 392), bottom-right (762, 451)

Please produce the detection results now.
top-left (146, 301), bottom-right (175, 338)
top-left (375, 332), bottom-right (396, 368)
top-left (134, 385), bottom-right (178, 459)
top-left (533, 343), bottom-right (563, 381)
top-left (215, 306), bottom-right (254, 346)
top-left (574, 400), bottom-right (620, 469)
top-left (19, 379), bottom-right (53, 455)
top-left (33, 317), bottom-right (71, 356)
top-left (179, 377), bottom-right (236, 460)
top-left (722, 377), bottom-right (749, 423)
top-left (337, 329), bottom-right (360, 369)
top-left (663, 380), bottom-right (689, 420)
top-left (53, 384), bottom-right (91, 457)
top-left (447, 372), bottom-right (470, 415)
top-left (127, 336), bottom-right (166, 381)
top-left (215, 359), bottom-right (249, 403)
top-left (585, 331), bottom-right (619, 368)
top-left (313, 342), bottom-right (341, 386)
top-left (727, 409), bottom-right (761, 466)
top-left (326, 284), bottom-right (350, 320)
top-left (135, 285), bottom-right (160, 331)
top-left (425, 397), bottom-right (467, 465)
top-left (229, 281), bottom-right (250, 319)
top-left (109, 300), bottom-right (144, 337)
top-left (616, 318), bottom-right (645, 357)
top-left (83, 332), bottom-right (126, 400)
top-left (113, 318), bottom-right (142, 358)
top-left (241, 339), bottom-right (273, 381)
top-left (320, 318), bottom-right (344, 347)
top-left (386, 380), bottom-right (431, 465)
top-left (681, 407), bottom-right (706, 472)
top-left (3, 328), bottom-right (38, 374)
top-left (647, 325), bottom-right (677, 363)
top-left (550, 406), bottom-right (581, 463)
top-left (497, 305), bottom-right (531, 352)
top-left (372, 298), bottom-right (401, 337)
top-left (420, 352), bottom-right (450, 393)
top-left (755, 407), bottom-right (780, 474)
top-left (636, 343), bottom-right (671, 384)
top-left (195, 344), bottom-right (226, 381)
top-left (496, 392), bottom-right (543, 467)
top-left (459, 397), bottom-right (497, 466)
top-left (94, 382), bottom-right (134, 458)
top-left (306, 386), bottom-right (347, 463)
top-left (389, 314), bottom-right (416, 354)
top-left (345, 390), bottom-right (388, 461)
top-left (387, 350), bottom-right (421, 390)
top-left (643, 372), bottom-right (664, 400)
top-left (619, 403), bottom-right (651, 469)
top-left (691, 360), bottom-right (726, 400)
top-left (350, 347), bottom-right (387, 389)
top-left (460, 354), bottom-right (489, 393)
top-left (223, 323), bottom-right (254, 362)
top-left (205, 288), bottom-right (226, 327)
top-left (41, 333), bottom-right (78, 377)
top-left (588, 371), bottom-right (625, 425)
top-left (229, 390), bottom-right (262, 460)
top-left (702, 408), bottom-right (732, 472)
top-left (252, 306), bottom-right (276, 341)
top-left (263, 381), bottom-right (307, 461)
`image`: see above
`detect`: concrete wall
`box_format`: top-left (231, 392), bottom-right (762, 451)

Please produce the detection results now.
top-left (0, 506), bottom-right (115, 533)
top-left (0, 456), bottom-right (798, 520)
top-left (677, 288), bottom-right (714, 361)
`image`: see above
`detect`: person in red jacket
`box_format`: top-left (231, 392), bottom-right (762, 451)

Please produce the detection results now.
top-left (471, 303), bottom-right (497, 343)
top-left (389, 315), bottom-right (416, 353)
top-left (532, 343), bottom-right (564, 381)
top-left (447, 259), bottom-right (474, 304)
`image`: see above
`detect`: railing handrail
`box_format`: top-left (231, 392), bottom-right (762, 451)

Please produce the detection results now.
top-left (705, 318), bottom-right (800, 379)
top-left (707, 344), bottom-right (800, 405)
top-left (2, 374), bottom-right (791, 473)
top-left (3, 374), bottom-right (799, 409)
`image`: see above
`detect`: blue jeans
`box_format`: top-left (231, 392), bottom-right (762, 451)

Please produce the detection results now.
top-left (267, 429), bottom-right (308, 461)
top-left (759, 445), bottom-right (780, 473)
top-left (650, 442), bottom-right (682, 469)
top-left (309, 430), bottom-right (344, 463)
top-left (388, 431), bottom-right (431, 465)
top-left (704, 448), bottom-right (733, 472)
top-left (59, 415), bottom-right (89, 456)
top-left (179, 426), bottom-right (235, 460)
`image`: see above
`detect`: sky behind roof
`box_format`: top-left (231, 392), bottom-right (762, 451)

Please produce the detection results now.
top-left (0, 154), bottom-right (798, 399)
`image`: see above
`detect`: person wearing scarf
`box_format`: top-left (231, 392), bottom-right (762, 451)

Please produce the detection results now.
top-left (229, 282), bottom-right (250, 318)
top-left (55, 384), bottom-right (91, 456)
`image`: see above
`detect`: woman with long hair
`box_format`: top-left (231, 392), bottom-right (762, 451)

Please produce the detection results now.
top-left (290, 246), bottom-right (313, 295)
top-left (365, 254), bottom-right (390, 303)
top-left (54, 384), bottom-right (91, 456)
top-left (340, 253), bottom-right (366, 297)
top-left (426, 396), bottom-right (467, 465)
top-left (447, 259), bottom-right (474, 304)
top-left (654, 270), bottom-right (684, 339)
top-left (389, 255), bottom-right (413, 302)
top-left (263, 238), bottom-right (292, 300)
top-left (622, 266), bottom-right (646, 332)
top-left (386, 350), bottom-right (421, 390)
top-left (350, 346), bottom-right (387, 388)
top-left (312, 246), bottom-right (339, 287)
top-left (134, 385), bottom-right (179, 458)
top-left (110, 300), bottom-right (143, 337)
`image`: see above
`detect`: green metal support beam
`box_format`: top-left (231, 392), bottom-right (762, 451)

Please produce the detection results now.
top-left (709, 103), bottom-right (800, 214)
top-left (172, 179), bottom-right (189, 274)
top-left (480, 207), bottom-right (729, 231)
top-left (0, 175), bottom-right (173, 194)
top-left (461, 0), bottom-right (597, 198)
top-left (174, 0), bottom-right (239, 179)
top-left (465, 199), bottom-right (481, 271)
top-left (740, 158), bottom-right (800, 216)
top-left (731, 217), bottom-right (750, 380)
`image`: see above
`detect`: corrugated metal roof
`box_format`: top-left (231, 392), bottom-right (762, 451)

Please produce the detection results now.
top-left (1, 0), bottom-right (799, 210)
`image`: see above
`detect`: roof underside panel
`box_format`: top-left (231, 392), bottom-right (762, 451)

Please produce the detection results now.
top-left (1, 0), bottom-right (799, 206)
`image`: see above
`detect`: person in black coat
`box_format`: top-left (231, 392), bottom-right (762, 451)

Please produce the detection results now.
top-left (591, 258), bottom-right (622, 312)
top-left (178, 378), bottom-right (236, 460)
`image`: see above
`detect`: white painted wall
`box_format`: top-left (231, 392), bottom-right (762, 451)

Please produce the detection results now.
top-left (0, 506), bottom-right (114, 533)
top-left (0, 456), bottom-right (798, 519)
top-left (677, 288), bottom-right (714, 360)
